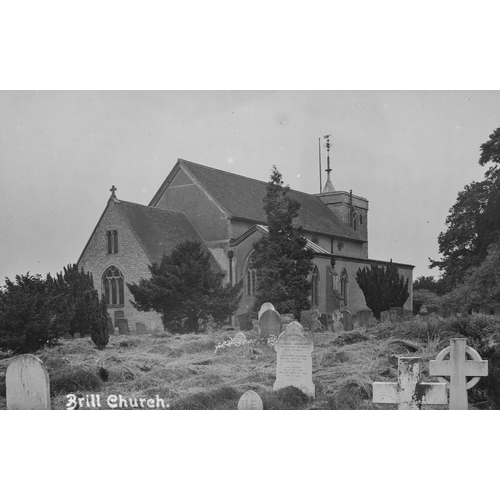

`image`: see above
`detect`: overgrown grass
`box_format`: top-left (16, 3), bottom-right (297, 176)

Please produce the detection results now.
top-left (1, 313), bottom-right (499, 409)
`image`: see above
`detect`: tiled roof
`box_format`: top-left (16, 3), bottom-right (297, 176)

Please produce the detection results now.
top-left (115, 200), bottom-right (204, 264)
top-left (178, 159), bottom-right (365, 242)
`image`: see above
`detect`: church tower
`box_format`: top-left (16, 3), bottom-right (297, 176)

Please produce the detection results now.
top-left (316, 135), bottom-right (369, 257)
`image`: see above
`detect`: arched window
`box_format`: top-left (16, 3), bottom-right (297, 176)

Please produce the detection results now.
top-left (107, 230), bottom-right (118, 254)
top-left (245, 255), bottom-right (257, 297)
top-left (311, 266), bottom-right (320, 307)
top-left (340, 268), bottom-right (348, 306)
top-left (352, 213), bottom-right (358, 231)
top-left (102, 266), bottom-right (124, 306)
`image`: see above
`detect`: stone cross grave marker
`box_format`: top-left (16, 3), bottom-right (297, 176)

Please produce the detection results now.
top-left (238, 390), bottom-right (264, 410)
top-left (258, 302), bottom-right (275, 320)
top-left (259, 308), bottom-right (282, 340)
top-left (373, 357), bottom-right (447, 410)
top-left (341, 310), bottom-right (353, 331)
top-left (429, 338), bottom-right (488, 410)
top-left (274, 321), bottom-right (314, 397)
top-left (6, 354), bottom-right (51, 410)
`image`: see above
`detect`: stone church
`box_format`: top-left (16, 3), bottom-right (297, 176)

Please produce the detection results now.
top-left (77, 158), bottom-right (413, 331)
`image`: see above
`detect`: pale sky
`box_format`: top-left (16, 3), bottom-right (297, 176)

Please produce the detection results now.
top-left (0, 90), bottom-right (498, 283)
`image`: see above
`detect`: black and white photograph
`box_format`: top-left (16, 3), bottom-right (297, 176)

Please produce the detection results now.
top-left (1, 90), bottom-right (499, 412)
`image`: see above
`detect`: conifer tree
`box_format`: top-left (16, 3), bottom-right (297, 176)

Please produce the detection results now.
top-left (251, 167), bottom-right (314, 319)
top-left (355, 260), bottom-right (409, 319)
top-left (128, 240), bottom-right (242, 333)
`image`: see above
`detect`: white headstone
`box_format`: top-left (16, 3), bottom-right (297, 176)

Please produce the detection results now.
top-left (429, 338), bottom-right (488, 410)
top-left (238, 390), bottom-right (264, 410)
top-left (274, 321), bottom-right (314, 397)
top-left (258, 302), bottom-right (275, 320)
top-left (259, 308), bottom-right (282, 340)
top-left (233, 332), bottom-right (247, 344)
top-left (6, 354), bottom-right (51, 410)
top-left (373, 357), bottom-right (447, 410)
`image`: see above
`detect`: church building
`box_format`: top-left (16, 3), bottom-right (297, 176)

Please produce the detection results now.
top-left (77, 158), bottom-right (413, 331)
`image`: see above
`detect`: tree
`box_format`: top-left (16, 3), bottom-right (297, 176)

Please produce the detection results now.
top-left (355, 261), bottom-right (409, 319)
top-left (413, 275), bottom-right (439, 293)
top-left (251, 167), bottom-right (314, 319)
top-left (430, 126), bottom-right (500, 290)
top-left (0, 273), bottom-right (61, 353)
top-left (47, 264), bottom-right (109, 348)
top-left (127, 240), bottom-right (242, 333)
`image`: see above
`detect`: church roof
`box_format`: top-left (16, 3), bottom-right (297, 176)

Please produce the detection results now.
top-left (152, 159), bottom-right (365, 242)
top-left (114, 200), bottom-right (204, 264)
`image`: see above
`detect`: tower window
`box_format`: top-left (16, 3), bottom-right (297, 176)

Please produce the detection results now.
top-left (340, 268), bottom-right (348, 307)
top-left (245, 256), bottom-right (257, 297)
top-left (353, 213), bottom-right (358, 232)
top-left (107, 230), bottom-right (118, 254)
top-left (102, 266), bottom-right (124, 306)
top-left (360, 214), bottom-right (363, 225)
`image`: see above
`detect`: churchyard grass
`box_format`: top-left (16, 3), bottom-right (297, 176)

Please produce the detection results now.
top-left (1, 314), bottom-right (499, 409)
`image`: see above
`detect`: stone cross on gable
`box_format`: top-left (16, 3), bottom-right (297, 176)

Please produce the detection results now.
top-left (429, 338), bottom-right (488, 410)
top-left (110, 185), bottom-right (117, 197)
top-left (373, 357), bottom-right (447, 410)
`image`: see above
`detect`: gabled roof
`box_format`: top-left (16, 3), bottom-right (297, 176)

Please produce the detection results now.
top-left (77, 197), bottom-right (205, 267)
top-left (115, 200), bottom-right (204, 264)
top-left (231, 224), bottom-right (331, 255)
top-left (150, 159), bottom-right (366, 242)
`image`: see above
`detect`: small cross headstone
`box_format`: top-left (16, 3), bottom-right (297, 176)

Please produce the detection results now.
top-left (6, 354), bottom-right (51, 410)
top-left (258, 302), bottom-right (275, 320)
top-left (274, 321), bottom-right (314, 397)
top-left (373, 357), bottom-right (447, 410)
top-left (136, 322), bottom-right (147, 334)
top-left (238, 390), bottom-right (263, 410)
top-left (341, 310), bottom-right (353, 331)
top-left (116, 318), bottom-right (130, 335)
top-left (259, 308), bottom-right (282, 340)
top-left (430, 338), bottom-right (488, 410)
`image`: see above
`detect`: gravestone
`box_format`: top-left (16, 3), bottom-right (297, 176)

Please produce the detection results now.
top-left (107, 317), bottom-right (114, 335)
top-left (274, 321), bottom-right (314, 397)
top-left (341, 310), bottom-right (353, 331)
top-left (237, 312), bottom-right (253, 331)
top-left (64, 331), bottom-right (71, 339)
top-left (74, 331), bottom-right (81, 339)
top-left (331, 310), bottom-right (343, 332)
top-left (116, 318), bottom-right (130, 335)
top-left (478, 305), bottom-right (492, 315)
top-left (258, 302), bottom-right (275, 320)
top-left (6, 354), bottom-right (51, 410)
top-left (300, 310), bottom-right (314, 331)
top-left (354, 308), bottom-right (376, 327)
top-left (237, 390), bottom-right (263, 410)
top-left (136, 322), bottom-right (147, 334)
top-left (430, 338), bottom-right (488, 410)
top-left (259, 309), bottom-right (282, 340)
top-left (233, 332), bottom-right (247, 344)
top-left (373, 357), bottom-right (447, 410)
top-left (390, 307), bottom-right (406, 322)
